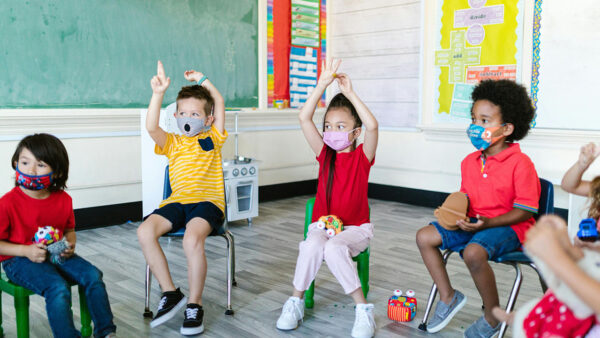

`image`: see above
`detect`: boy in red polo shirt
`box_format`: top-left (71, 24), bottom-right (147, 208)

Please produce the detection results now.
top-left (416, 80), bottom-right (540, 337)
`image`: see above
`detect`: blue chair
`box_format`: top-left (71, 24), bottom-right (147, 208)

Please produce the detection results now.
top-left (143, 166), bottom-right (236, 316)
top-left (418, 178), bottom-right (553, 337)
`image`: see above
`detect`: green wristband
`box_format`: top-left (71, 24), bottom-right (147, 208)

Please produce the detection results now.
top-left (197, 75), bottom-right (207, 85)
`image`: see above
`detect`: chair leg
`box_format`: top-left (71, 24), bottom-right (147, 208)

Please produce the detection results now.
top-left (418, 249), bottom-right (453, 331)
top-left (305, 281), bottom-right (315, 309)
top-left (14, 293), bottom-right (29, 338)
top-left (0, 290), bottom-right (4, 338)
top-left (229, 231), bottom-right (237, 286)
top-left (356, 253), bottom-right (369, 299)
top-left (498, 263), bottom-right (523, 338)
top-left (529, 262), bottom-right (548, 293)
top-left (78, 286), bottom-right (92, 337)
top-left (222, 232), bottom-right (234, 315)
top-left (143, 264), bottom-right (153, 318)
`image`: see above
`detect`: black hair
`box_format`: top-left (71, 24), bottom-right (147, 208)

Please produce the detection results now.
top-left (176, 85), bottom-right (214, 116)
top-left (11, 133), bottom-right (69, 192)
top-left (321, 93), bottom-right (363, 212)
top-left (471, 79), bottom-right (535, 142)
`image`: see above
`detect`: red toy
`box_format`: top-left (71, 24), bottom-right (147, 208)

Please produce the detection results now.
top-left (388, 289), bottom-right (417, 322)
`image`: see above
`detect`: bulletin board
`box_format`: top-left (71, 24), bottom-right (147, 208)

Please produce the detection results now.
top-left (432, 0), bottom-right (524, 124)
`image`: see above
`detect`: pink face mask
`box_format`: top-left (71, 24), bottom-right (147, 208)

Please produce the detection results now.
top-left (323, 128), bottom-right (357, 151)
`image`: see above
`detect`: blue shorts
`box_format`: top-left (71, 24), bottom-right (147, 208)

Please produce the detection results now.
top-left (146, 202), bottom-right (224, 235)
top-left (431, 221), bottom-right (521, 261)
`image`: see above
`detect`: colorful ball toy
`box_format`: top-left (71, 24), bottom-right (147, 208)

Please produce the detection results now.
top-left (317, 215), bottom-right (343, 237)
top-left (34, 226), bottom-right (61, 245)
top-left (388, 289), bottom-right (417, 322)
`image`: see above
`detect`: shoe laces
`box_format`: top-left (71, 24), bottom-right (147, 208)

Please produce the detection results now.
top-left (356, 306), bottom-right (374, 329)
top-left (282, 299), bottom-right (302, 320)
top-left (157, 296), bottom-right (167, 311)
top-left (185, 307), bottom-right (199, 319)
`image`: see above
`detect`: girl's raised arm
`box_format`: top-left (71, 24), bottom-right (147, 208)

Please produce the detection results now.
top-left (561, 143), bottom-right (600, 196)
top-left (299, 59), bottom-right (341, 155)
top-left (335, 73), bottom-right (378, 162)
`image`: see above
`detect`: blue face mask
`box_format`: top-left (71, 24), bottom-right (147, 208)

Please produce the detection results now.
top-left (466, 123), bottom-right (506, 151)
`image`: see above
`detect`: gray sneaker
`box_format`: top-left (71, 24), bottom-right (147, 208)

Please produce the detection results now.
top-left (464, 315), bottom-right (500, 338)
top-left (426, 290), bottom-right (467, 333)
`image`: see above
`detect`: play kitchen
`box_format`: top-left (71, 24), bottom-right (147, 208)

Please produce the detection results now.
top-left (223, 111), bottom-right (259, 226)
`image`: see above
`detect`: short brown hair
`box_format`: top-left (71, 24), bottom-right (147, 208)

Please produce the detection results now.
top-left (11, 133), bottom-right (69, 192)
top-left (176, 85), bottom-right (214, 116)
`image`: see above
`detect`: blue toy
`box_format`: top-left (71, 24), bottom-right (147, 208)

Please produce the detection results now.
top-left (577, 218), bottom-right (599, 242)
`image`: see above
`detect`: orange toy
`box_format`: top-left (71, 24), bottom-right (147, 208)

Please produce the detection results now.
top-left (316, 215), bottom-right (343, 237)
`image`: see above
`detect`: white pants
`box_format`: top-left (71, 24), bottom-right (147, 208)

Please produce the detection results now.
top-left (292, 222), bottom-right (373, 294)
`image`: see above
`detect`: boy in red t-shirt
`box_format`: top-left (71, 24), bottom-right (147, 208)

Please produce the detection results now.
top-left (416, 80), bottom-right (540, 337)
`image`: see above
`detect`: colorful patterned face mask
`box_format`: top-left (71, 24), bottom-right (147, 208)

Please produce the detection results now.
top-left (15, 166), bottom-right (53, 190)
top-left (466, 124), bottom-right (505, 150)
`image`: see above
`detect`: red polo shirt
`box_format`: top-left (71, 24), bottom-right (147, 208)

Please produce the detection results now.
top-left (0, 187), bottom-right (75, 262)
top-left (460, 143), bottom-right (540, 243)
top-left (312, 144), bottom-right (374, 226)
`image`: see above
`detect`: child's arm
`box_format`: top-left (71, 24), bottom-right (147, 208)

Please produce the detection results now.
top-left (146, 60), bottom-right (171, 149)
top-left (335, 73), bottom-right (378, 162)
top-left (561, 142), bottom-right (600, 196)
top-left (0, 240), bottom-right (46, 263)
top-left (525, 216), bottom-right (600, 314)
top-left (61, 228), bottom-right (76, 258)
top-left (457, 209), bottom-right (533, 232)
top-left (184, 70), bottom-right (225, 134)
top-left (299, 59), bottom-right (341, 155)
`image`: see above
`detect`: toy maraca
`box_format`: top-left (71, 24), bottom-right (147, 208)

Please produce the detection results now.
top-left (317, 215), bottom-right (343, 237)
top-left (388, 289), bottom-right (417, 322)
top-left (33, 226), bottom-right (69, 264)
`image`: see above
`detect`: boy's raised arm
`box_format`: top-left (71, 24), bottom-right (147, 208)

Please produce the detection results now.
top-left (184, 70), bottom-right (225, 135)
top-left (146, 60), bottom-right (170, 149)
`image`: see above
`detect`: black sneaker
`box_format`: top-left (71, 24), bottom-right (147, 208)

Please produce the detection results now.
top-left (180, 304), bottom-right (204, 335)
top-left (150, 288), bottom-right (188, 328)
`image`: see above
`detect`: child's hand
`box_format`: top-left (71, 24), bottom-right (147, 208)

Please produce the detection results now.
top-left (61, 241), bottom-right (75, 258)
top-left (524, 222), bottom-right (563, 258)
top-left (317, 59), bottom-right (341, 87)
top-left (573, 236), bottom-right (600, 253)
top-left (25, 243), bottom-right (47, 263)
top-left (184, 70), bottom-right (205, 83)
top-left (150, 60), bottom-right (171, 94)
top-left (456, 215), bottom-right (488, 232)
top-left (578, 142), bottom-right (600, 169)
top-left (335, 73), bottom-right (353, 95)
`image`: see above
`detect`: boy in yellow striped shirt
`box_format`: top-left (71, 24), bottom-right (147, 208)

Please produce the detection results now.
top-left (137, 61), bottom-right (228, 335)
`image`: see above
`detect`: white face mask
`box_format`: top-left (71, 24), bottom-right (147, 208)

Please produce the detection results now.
top-left (176, 117), bottom-right (210, 137)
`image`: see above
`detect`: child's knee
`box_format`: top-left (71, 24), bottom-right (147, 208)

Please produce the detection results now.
top-left (416, 225), bottom-right (439, 249)
top-left (182, 233), bottom-right (206, 251)
top-left (323, 241), bottom-right (348, 262)
top-left (463, 243), bottom-right (488, 268)
top-left (136, 218), bottom-right (164, 243)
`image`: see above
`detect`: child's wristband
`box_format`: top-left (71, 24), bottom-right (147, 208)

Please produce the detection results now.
top-left (197, 75), bottom-right (207, 85)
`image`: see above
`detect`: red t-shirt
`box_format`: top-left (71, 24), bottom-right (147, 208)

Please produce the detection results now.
top-left (460, 143), bottom-right (540, 243)
top-left (0, 187), bottom-right (75, 262)
top-left (312, 144), bottom-right (374, 226)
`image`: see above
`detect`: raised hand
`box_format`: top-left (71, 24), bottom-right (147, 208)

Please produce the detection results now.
top-left (317, 59), bottom-right (341, 87)
top-left (578, 143), bottom-right (600, 169)
top-left (335, 73), bottom-right (353, 95)
top-left (26, 243), bottom-right (47, 263)
top-left (150, 60), bottom-right (171, 94)
top-left (184, 70), bottom-right (205, 83)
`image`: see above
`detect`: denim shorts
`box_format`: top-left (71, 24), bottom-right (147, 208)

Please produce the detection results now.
top-left (146, 201), bottom-right (224, 235)
top-left (431, 221), bottom-right (521, 260)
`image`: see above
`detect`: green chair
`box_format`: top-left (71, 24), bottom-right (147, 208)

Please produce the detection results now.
top-left (303, 197), bottom-right (370, 309)
top-left (0, 270), bottom-right (92, 338)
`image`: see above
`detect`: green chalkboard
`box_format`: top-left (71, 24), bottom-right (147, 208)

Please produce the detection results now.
top-left (0, 0), bottom-right (258, 108)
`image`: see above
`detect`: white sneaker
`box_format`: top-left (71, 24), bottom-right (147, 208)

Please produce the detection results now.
top-left (276, 296), bottom-right (304, 330)
top-left (351, 303), bottom-right (375, 338)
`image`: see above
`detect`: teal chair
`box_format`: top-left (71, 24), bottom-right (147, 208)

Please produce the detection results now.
top-left (303, 197), bottom-right (370, 309)
top-left (0, 270), bottom-right (92, 338)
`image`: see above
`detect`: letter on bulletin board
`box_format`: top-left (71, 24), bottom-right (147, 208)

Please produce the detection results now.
top-left (433, 0), bottom-right (524, 123)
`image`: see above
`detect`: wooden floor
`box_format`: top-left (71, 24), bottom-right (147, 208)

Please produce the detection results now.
top-left (0, 196), bottom-right (545, 337)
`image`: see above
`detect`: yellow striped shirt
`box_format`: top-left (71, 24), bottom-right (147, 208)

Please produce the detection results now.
top-left (155, 126), bottom-right (228, 212)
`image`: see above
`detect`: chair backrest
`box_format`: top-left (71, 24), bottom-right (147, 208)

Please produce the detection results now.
top-left (163, 165), bottom-right (172, 200)
top-left (537, 178), bottom-right (554, 218)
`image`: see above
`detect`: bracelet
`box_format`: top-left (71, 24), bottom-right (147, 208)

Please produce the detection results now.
top-left (197, 75), bottom-right (207, 85)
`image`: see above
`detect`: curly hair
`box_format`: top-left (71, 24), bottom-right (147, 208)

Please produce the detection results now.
top-left (471, 79), bottom-right (534, 142)
top-left (588, 176), bottom-right (600, 220)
